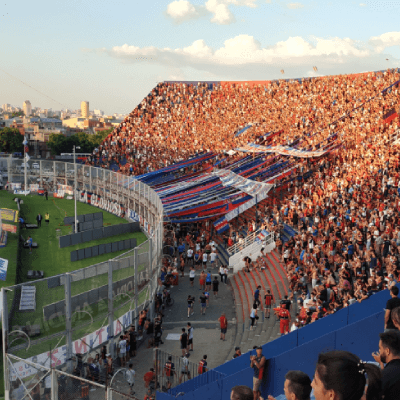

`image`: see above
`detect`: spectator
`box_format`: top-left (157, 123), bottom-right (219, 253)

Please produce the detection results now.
top-left (267, 370), bottom-right (312, 400)
top-left (231, 386), bottom-right (254, 400)
top-left (372, 330), bottom-right (400, 400)
top-left (233, 347), bottom-right (242, 359)
top-left (198, 355), bottom-right (208, 375)
top-left (391, 306), bottom-right (400, 330)
top-left (385, 287), bottom-right (400, 332)
top-left (218, 313), bottom-right (228, 341)
top-left (250, 346), bottom-right (266, 400)
top-left (313, 350), bottom-right (382, 400)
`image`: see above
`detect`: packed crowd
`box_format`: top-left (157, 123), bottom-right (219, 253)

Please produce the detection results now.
top-left (87, 69), bottom-right (400, 176)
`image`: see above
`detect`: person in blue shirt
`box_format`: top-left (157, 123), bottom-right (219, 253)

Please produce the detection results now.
top-left (18, 217), bottom-right (25, 229)
top-left (27, 236), bottom-right (33, 254)
top-left (205, 271), bottom-right (212, 291)
top-left (347, 243), bottom-right (354, 260)
top-left (178, 243), bottom-right (185, 256)
top-left (254, 286), bottom-right (261, 308)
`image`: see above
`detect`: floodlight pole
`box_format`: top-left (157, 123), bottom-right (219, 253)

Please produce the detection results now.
top-left (24, 135), bottom-right (27, 196)
top-left (74, 146), bottom-right (80, 233)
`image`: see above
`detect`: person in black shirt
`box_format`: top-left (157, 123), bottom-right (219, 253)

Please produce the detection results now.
top-left (382, 236), bottom-right (392, 258)
top-left (187, 295), bottom-right (194, 317)
top-left (385, 287), bottom-right (400, 332)
top-left (180, 328), bottom-right (188, 357)
top-left (212, 276), bottom-right (219, 297)
top-left (372, 330), bottom-right (400, 400)
top-left (199, 293), bottom-right (207, 315)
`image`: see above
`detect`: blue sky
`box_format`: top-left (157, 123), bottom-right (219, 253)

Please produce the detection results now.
top-left (1, 0), bottom-right (400, 115)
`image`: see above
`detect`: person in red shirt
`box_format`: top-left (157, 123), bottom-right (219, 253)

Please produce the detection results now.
top-left (143, 368), bottom-right (155, 389)
top-left (218, 312), bottom-right (228, 341)
top-left (264, 290), bottom-right (273, 318)
top-left (279, 304), bottom-right (291, 335)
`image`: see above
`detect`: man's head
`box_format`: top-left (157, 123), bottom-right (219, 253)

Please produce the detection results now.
top-left (187, 322), bottom-right (191, 328)
top-left (256, 346), bottom-right (263, 355)
top-left (284, 370), bottom-right (312, 400)
top-left (391, 306), bottom-right (400, 330)
top-left (390, 286), bottom-right (399, 297)
top-left (230, 385), bottom-right (253, 400)
top-left (379, 330), bottom-right (400, 364)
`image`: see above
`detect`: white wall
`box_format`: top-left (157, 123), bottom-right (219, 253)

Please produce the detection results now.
top-left (229, 240), bottom-right (276, 273)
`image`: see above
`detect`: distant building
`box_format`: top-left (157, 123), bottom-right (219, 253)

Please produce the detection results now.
top-left (2, 104), bottom-right (10, 112)
top-left (81, 101), bottom-right (89, 118)
top-left (94, 109), bottom-right (104, 116)
top-left (23, 100), bottom-right (32, 117)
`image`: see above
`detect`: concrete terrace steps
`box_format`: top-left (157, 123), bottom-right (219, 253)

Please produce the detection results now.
top-left (261, 262), bottom-right (281, 302)
top-left (270, 250), bottom-right (290, 289)
top-left (262, 255), bottom-right (286, 301)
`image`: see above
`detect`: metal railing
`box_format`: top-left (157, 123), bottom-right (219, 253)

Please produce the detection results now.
top-left (2, 159), bottom-right (164, 400)
top-left (227, 228), bottom-right (274, 256)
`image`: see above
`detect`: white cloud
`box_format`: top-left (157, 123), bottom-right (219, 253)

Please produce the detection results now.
top-left (95, 32), bottom-right (400, 80)
top-left (166, 0), bottom-right (208, 23)
top-left (287, 2), bottom-right (304, 9)
top-left (165, 0), bottom-right (258, 25)
top-left (359, 3), bottom-right (366, 6)
top-left (369, 32), bottom-right (400, 53)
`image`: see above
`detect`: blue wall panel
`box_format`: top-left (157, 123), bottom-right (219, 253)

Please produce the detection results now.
top-left (220, 368), bottom-right (253, 400)
top-left (347, 290), bottom-right (390, 324)
top-left (336, 311), bottom-right (384, 362)
top-left (265, 332), bottom-right (336, 397)
top-left (297, 308), bottom-right (347, 346)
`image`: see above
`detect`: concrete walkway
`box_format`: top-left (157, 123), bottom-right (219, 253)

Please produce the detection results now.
top-left (121, 270), bottom-right (237, 399)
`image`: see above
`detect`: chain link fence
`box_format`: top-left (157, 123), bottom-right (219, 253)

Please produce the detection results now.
top-left (154, 349), bottom-right (226, 395)
top-left (7, 354), bottom-right (141, 400)
top-left (3, 159), bottom-right (164, 400)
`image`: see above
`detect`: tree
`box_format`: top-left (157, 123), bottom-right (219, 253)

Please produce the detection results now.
top-left (47, 133), bottom-right (68, 155)
top-left (88, 129), bottom-right (111, 148)
top-left (0, 128), bottom-right (24, 153)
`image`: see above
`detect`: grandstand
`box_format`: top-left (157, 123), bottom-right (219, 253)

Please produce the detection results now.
top-left (87, 68), bottom-right (400, 398)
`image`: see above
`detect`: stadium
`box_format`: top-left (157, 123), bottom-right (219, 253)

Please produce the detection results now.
top-left (1, 67), bottom-right (400, 400)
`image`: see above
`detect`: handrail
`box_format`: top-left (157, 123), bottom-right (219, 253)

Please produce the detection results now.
top-left (227, 228), bottom-right (274, 256)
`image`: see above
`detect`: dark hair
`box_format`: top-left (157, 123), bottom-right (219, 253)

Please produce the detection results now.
top-left (379, 330), bottom-right (400, 357)
top-left (231, 385), bottom-right (253, 400)
top-left (129, 364), bottom-right (133, 368)
top-left (391, 286), bottom-right (399, 296)
top-left (391, 306), bottom-right (400, 327)
top-left (285, 370), bottom-right (311, 400)
top-left (316, 350), bottom-right (382, 400)
top-left (203, 355), bottom-right (207, 359)
top-left (182, 328), bottom-right (186, 332)
top-left (187, 322), bottom-right (191, 327)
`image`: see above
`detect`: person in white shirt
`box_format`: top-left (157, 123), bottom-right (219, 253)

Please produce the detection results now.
top-left (223, 266), bottom-right (229, 284)
top-left (219, 265), bottom-right (225, 282)
top-left (118, 335), bottom-right (127, 367)
top-left (202, 252), bottom-right (208, 266)
top-left (126, 364), bottom-right (136, 395)
top-left (210, 250), bottom-right (217, 268)
top-left (187, 248), bottom-right (194, 265)
top-left (189, 266), bottom-right (195, 287)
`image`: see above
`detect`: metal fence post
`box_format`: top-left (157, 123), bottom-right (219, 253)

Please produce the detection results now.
top-left (51, 368), bottom-right (57, 400)
top-left (108, 260), bottom-right (115, 359)
top-left (65, 273), bottom-right (73, 374)
top-left (134, 248), bottom-right (139, 331)
top-left (2, 288), bottom-right (10, 400)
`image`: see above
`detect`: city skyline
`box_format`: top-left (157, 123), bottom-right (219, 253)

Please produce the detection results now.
top-left (1, 0), bottom-right (400, 115)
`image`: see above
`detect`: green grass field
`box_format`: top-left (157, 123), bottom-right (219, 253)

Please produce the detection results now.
top-left (0, 191), bottom-right (152, 397)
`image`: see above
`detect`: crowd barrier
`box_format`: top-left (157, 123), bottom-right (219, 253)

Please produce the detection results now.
top-left (2, 159), bottom-right (164, 400)
top-left (159, 283), bottom-right (399, 400)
